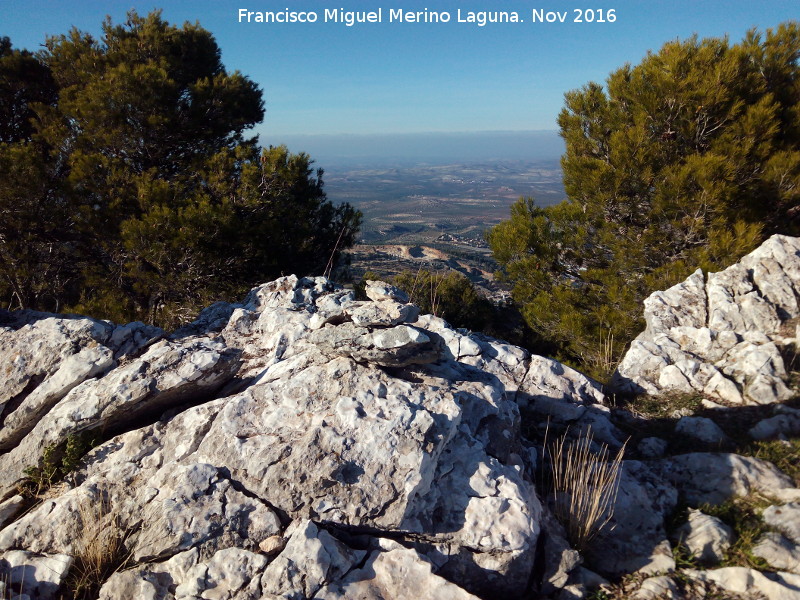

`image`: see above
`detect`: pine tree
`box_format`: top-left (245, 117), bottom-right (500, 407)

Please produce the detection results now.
top-left (0, 38), bottom-right (69, 310)
top-left (0, 12), bottom-right (361, 325)
top-left (489, 22), bottom-right (800, 379)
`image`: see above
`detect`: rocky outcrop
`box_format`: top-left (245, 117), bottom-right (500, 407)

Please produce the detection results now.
top-left (584, 460), bottom-right (678, 576)
top-left (613, 234), bottom-right (800, 404)
top-left (2, 261), bottom-right (800, 599)
top-left (2, 277), bottom-right (604, 599)
top-left (683, 567), bottom-right (800, 600)
top-left (0, 312), bottom-right (162, 446)
top-left (753, 502), bottom-right (800, 574)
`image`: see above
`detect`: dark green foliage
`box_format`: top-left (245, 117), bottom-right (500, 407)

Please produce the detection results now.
top-left (489, 22), bottom-right (800, 379)
top-left (20, 432), bottom-right (99, 496)
top-left (390, 269), bottom-right (494, 332)
top-left (386, 268), bottom-right (546, 349)
top-left (392, 269), bottom-right (494, 332)
top-left (0, 12), bottom-right (361, 326)
top-left (0, 36), bottom-right (57, 143)
top-left (353, 266), bottom-right (548, 349)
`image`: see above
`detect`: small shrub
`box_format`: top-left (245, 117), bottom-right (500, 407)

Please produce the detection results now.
top-left (354, 270), bottom-right (382, 300)
top-left (20, 432), bottom-right (99, 497)
top-left (21, 443), bottom-right (60, 496)
top-left (546, 426), bottom-right (627, 551)
top-left (391, 268), bottom-right (494, 332)
top-left (671, 541), bottom-right (701, 569)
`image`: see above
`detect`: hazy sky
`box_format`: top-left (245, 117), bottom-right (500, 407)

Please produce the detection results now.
top-left (4, 1), bottom-right (799, 142)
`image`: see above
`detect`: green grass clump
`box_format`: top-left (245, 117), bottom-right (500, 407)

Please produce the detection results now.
top-left (626, 393), bottom-right (704, 420)
top-left (700, 496), bottom-right (774, 571)
top-left (746, 438), bottom-right (800, 486)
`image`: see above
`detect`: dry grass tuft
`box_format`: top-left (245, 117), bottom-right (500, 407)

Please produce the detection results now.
top-left (546, 425), bottom-right (627, 551)
top-left (66, 494), bottom-right (130, 599)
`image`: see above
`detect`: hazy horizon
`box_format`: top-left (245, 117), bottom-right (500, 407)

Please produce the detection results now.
top-left (267, 130), bottom-right (565, 167)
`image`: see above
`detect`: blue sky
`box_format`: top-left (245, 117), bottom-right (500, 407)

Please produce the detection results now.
top-left (4, 1), bottom-right (799, 142)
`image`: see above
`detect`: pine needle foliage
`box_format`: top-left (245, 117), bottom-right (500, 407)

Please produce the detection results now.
top-left (0, 12), bottom-right (361, 327)
top-left (489, 22), bottom-right (800, 380)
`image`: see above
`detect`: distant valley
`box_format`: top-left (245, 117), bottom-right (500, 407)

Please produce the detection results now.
top-left (273, 130), bottom-right (567, 295)
top-left (325, 158), bottom-right (565, 245)
top-left (322, 157), bottom-right (565, 297)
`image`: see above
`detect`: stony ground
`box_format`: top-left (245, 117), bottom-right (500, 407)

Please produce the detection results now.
top-left (1, 235), bottom-right (800, 600)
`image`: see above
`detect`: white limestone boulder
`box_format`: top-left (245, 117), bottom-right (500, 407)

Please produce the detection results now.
top-left (653, 453), bottom-right (795, 506)
top-left (684, 566), bottom-right (800, 600)
top-left (672, 509), bottom-right (734, 564)
top-left (674, 416), bottom-right (729, 445)
top-left (613, 235), bottom-right (800, 404)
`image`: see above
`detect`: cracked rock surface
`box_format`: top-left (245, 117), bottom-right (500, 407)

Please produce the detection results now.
top-left (612, 234), bottom-right (800, 404)
top-left (0, 276), bottom-right (562, 599)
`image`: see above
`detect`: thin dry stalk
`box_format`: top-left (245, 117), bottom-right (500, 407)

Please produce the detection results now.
top-left (0, 563), bottom-right (28, 600)
top-left (407, 264), bottom-right (425, 306)
top-left (323, 224), bottom-right (348, 280)
top-left (600, 328), bottom-right (615, 373)
top-left (547, 426), bottom-right (626, 551)
top-left (429, 270), bottom-right (445, 317)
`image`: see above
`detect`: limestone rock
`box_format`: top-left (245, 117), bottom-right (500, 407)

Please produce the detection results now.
top-left (98, 546), bottom-right (267, 600)
top-left (653, 453), bottom-right (795, 506)
top-left (99, 548), bottom-right (201, 600)
top-left (773, 488), bottom-right (800, 503)
top-left (632, 575), bottom-right (681, 600)
top-left (753, 532), bottom-right (800, 573)
top-left (763, 503), bottom-right (800, 545)
top-left (173, 547), bottom-right (267, 599)
top-left (0, 275), bottom-right (560, 599)
top-left (0, 550), bottom-right (73, 600)
top-left (315, 539), bottom-right (481, 600)
top-left (613, 235), bottom-right (800, 404)
top-left (0, 345), bottom-right (115, 451)
top-left (538, 506), bottom-right (583, 596)
top-left (750, 406), bottom-right (800, 440)
top-left (684, 566), bottom-right (800, 600)
top-left (348, 300), bottom-right (419, 327)
top-left (672, 509), bottom-right (734, 564)
top-left (0, 311), bottom-right (161, 433)
top-left (516, 354), bottom-right (625, 451)
top-left (260, 520), bottom-right (366, 599)
top-left (308, 322), bottom-right (442, 367)
top-left (675, 416), bottom-right (728, 445)
top-left (0, 495), bottom-right (24, 529)
top-left (638, 437), bottom-right (668, 459)
top-left (258, 534), bottom-right (285, 556)
top-left (0, 336), bottom-right (240, 496)
top-left (364, 280), bottom-right (410, 303)
top-left (584, 461), bottom-right (678, 576)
